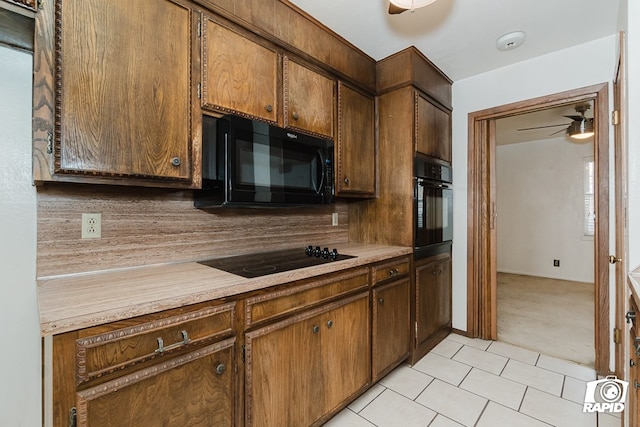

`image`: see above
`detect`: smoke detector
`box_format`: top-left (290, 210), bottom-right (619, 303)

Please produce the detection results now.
top-left (496, 31), bottom-right (526, 51)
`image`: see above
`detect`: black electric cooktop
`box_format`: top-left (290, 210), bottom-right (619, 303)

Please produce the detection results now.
top-left (198, 246), bottom-right (355, 278)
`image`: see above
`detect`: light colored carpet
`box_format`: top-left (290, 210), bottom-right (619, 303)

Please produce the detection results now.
top-left (497, 272), bottom-right (595, 367)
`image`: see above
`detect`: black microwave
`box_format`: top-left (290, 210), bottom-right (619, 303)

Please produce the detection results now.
top-left (194, 115), bottom-right (334, 208)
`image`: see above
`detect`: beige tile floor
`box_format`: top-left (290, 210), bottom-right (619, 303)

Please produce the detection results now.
top-left (325, 334), bottom-right (621, 427)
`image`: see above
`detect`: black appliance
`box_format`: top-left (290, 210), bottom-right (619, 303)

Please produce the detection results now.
top-left (194, 115), bottom-right (334, 208)
top-left (414, 154), bottom-right (453, 259)
top-left (198, 246), bottom-right (355, 278)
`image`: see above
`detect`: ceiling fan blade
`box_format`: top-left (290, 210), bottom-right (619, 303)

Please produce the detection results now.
top-left (388, 3), bottom-right (408, 14)
top-left (549, 128), bottom-right (567, 136)
top-left (563, 115), bottom-right (585, 121)
top-left (517, 123), bottom-right (570, 131)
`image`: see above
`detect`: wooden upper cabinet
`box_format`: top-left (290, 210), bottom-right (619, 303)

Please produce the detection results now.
top-left (416, 93), bottom-right (451, 163)
top-left (284, 57), bottom-right (335, 138)
top-left (201, 15), bottom-right (279, 123)
top-left (53, 0), bottom-right (194, 182)
top-left (336, 82), bottom-right (375, 197)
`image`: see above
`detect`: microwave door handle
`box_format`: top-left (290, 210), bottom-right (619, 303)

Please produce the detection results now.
top-left (315, 149), bottom-right (325, 194)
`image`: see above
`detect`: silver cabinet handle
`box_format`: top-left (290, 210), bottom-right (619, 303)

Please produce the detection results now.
top-left (292, 111), bottom-right (299, 120)
top-left (627, 311), bottom-right (636, 324)
top-left (388, 268), bottom-right (399, 277)
top-left (312, 325), bottom-right (320, 334)
top-left (171, 157), bottom-right (181, 167)
top-left (215, 363), bottom-right (226, 375)
top-left (266, 104), bottom-right (273, 113)
top-left (155, 330), bottom-right (189, 354)
top-left (379, 298), bottom-right (384, 305)
top-left (327, 320), bottom-right (334, 328)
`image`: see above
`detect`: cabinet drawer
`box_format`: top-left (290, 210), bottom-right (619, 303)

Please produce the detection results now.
top-left (372, 257), bottom-right (410, 285)
top-left (245, 268), bottom-right (369, 327)
top-left (76, 302), bottom-right (236, 385)
top-left (76, 337), bottom-right (236, 427)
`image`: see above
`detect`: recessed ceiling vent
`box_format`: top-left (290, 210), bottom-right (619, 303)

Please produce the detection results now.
top-left (496, 31), bottom-right (526, 51)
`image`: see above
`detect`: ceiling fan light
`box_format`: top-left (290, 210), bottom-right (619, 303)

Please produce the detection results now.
top-left (389, 0), bottom-right (437, 10)
top-left (567, 119), bottom-right (594, 140)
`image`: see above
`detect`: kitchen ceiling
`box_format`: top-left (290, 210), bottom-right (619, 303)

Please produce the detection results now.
top-left (288, 0), bottom-right (620, 82)
top-left (288, 0), bottom-right (616, 145)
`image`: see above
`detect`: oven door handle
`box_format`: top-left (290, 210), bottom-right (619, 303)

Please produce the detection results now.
top-left (417, 181), bottom-right (449, 189)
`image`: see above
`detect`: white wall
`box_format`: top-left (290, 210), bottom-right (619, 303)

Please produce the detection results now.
top-left (496, 138), bottom-right (595, 283)
top-left (624, 1), bottom-right (640, 270)
top-left (451, 35), bottom-right (617, 331)
top-left (0, 46), bottom-right (41, 426)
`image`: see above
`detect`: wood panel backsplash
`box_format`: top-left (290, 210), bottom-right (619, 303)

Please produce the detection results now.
top-left (37, 184), bottom-right (349, 278)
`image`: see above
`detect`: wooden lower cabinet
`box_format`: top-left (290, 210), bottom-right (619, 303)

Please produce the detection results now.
top-left (245, 292), bottom-right (370, 427)
top-left (372, 277), bottom-right (411, 381)
top-left (413, 252), bottom-right (452, 363)
top-left (46, 260), bottom-right (415, 426)
top-left (76, 340), bottom-right (235, 427)
top-left (629, 296), bottom-right (640, 427)
top-left (48, 301), bottom-right (237, 427)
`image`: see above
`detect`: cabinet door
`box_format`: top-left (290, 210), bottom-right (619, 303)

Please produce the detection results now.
top-left (416, 94), bottom-right (451, 163)
top-left (202, 16), bottom-right (278, 123)
top-left (336, 82), bottom-right (376, 197)
top-left (76, 339), bottom-right (235, 427)
top-left (246, 293), bottom-right (369, 427)
top-left (57, 0), bottom-right (193, 180)
top-left (629, 297), bottom-right (640, 427)
top-left (245, 309), bottom-right (324, 427)
top-left (372, 278), bottom-right (410, 381)
top-left (415, 256), bottom-right (452, 347)
top-left (284, 57), bottom-right (335, 138)
top-left (321, 293), bottom-right (370, 413)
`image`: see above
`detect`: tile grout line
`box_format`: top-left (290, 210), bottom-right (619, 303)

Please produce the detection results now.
top-left (471, 400), bottom-right (490, 427)
top-left (342, 335), bottom-right (597, 427)
top-left (446, 341), bottom-right (588, 412)
top-left (350, 384), bottom-right (387, 416)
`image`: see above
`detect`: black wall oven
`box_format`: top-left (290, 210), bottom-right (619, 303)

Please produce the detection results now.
top-left (414, 154), bottom-right (453, 259)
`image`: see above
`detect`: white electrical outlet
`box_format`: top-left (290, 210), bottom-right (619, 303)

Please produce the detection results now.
top-left (81, 213), bottom-right (102, 239)
top-left (332, 212), bottom-right (339, 226)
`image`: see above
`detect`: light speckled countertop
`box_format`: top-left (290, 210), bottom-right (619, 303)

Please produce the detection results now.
top-left (36, 243), bottom-right (412, 336)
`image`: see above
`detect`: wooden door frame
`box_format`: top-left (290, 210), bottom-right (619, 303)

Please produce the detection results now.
top-left (613, 31), bottom-right (627, 378)
top-left (466, 83), bottom-right (611, 374)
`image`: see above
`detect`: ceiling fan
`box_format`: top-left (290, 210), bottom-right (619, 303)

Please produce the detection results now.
top-left (388, 0), bottom-right (438, 15)
top-left (517, 104), bottom-right (594, 140)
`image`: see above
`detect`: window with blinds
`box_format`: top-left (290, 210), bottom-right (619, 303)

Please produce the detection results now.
top-left (584, 157), bottom-right (595, 236)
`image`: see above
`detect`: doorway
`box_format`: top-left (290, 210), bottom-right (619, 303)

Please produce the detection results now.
top-left (466, 83), bottom-right (611, 374)
top-left (493, 108), bottom-right (596, 366)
